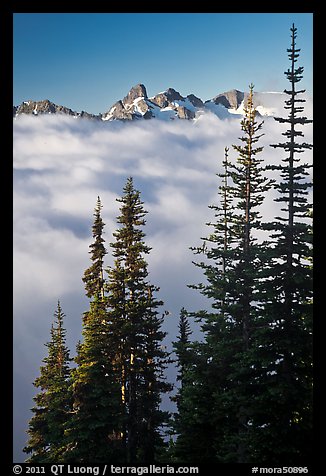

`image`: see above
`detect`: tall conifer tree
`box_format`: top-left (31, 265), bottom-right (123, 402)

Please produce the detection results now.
top-left (171, 308), bottom-right (216, 464)
top-left (179, 84), bottom-right (273, 463)
top-left (82, 196), bottom-right (106, 303)
top-left (250, 23), bottom-right (313, 463)
top-left (66, 198), bottom-right (123, 463)
top-left (106, 177), bottom-right (171, 464)
top-left (173, 308), bottom-right (192, 385)
top-left (66, 298), bottom-right (123, 463)
top-left (23, 302), bottom-right (72, 462)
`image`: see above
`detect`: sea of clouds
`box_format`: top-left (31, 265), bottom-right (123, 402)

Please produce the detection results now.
top-left (13, 106), bottom-right (313, 461)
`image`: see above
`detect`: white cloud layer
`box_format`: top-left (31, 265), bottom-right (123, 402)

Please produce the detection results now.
top-left (13, 107), bottom-right (313, 461)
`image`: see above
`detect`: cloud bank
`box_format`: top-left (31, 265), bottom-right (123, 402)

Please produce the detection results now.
top-left (13, 109), bottom-right (313, 461)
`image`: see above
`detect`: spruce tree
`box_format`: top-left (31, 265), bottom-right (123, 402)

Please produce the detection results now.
top-left (173, 147), bottom-right (235, 464)
top-left (250, 23), bottom-right (313, 463)
top-left (172, 339), bottom-right (217, 464)
top-left (66, 298), bottom-right (123, 463)
top-left (106, 177), bottom-right (171, 464)
top-left (180, 84), bottom-right (273, 463)
top-left (171, 308), bottom-right (217, 464)
top-left (66, 198), bottom-right (123, 463)
top-left (23, 301), bottom-right (72, 462)
top-left (82, 196), bottom-right (106, 303)
top-left (173, 308), bottom-right (192, 385)
top-left (226, 85), bottom-right (274, 461)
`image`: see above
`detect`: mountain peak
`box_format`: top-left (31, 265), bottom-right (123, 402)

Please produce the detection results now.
top-left (151, 88), bottom-right (184, 108)
top-left (14, 85), bottom-right (292, 122)
top-left (122, 84), bottom-right (148, 107)
top-left (13, 99), bottom-right (100, 119)
top-left (210, 89), bottom-right (245, 109)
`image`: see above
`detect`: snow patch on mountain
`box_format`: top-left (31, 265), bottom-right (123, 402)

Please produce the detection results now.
top-left (14, 85), bottom-right (313, 123)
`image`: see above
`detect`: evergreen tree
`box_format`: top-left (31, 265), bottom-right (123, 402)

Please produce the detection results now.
top-left (23, 301), bottom-right (72, 462)
top-left (106, 177), bottom-right (171, 464)
top-left (180, 84), bottom-right (273, 463)
top-left (66, 198), bottom-right (123, 463)
top-left (172, 339), bottom-right (217, 464)
top-left (250, 23), bottom-right (313, 463)
top-left (66, 298), bottom-right (123, 463)
top-left (171, 308), bottom-right (217, 464)
top-left (226, 84), bottom-right (273, 462)
top-left (82, 196), bottom-right (106, 302)
top-left (173, 308), bottom-right (192, 385)
top-left (172, 147), bottom-right (235, 464)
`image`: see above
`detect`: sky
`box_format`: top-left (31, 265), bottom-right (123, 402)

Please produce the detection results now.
top-left (13, 12), bottom-right (313, 463)
top-left (13, 13), bottom-right (313, 114)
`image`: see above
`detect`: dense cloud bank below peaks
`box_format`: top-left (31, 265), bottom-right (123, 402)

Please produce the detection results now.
top-left (13, 111), bottom-right (313, 349)
top-left (13, 109), bottom-right (312, 462)
top-left (13, 112), bottom-right (313, 304)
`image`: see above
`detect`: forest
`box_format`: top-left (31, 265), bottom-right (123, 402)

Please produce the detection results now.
top-left (23, 25), bottom-right (313, 465)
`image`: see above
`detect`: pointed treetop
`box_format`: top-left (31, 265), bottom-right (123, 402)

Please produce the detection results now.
top-left (82, 196), bottom-right (107, 300)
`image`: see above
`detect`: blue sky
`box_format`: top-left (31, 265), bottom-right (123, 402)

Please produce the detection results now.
top-left (13, 13), bottom-right (313, 114)
top-left (13, 11), bottom-right (314, 463)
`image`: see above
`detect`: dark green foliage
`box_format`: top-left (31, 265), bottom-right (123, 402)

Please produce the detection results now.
top-left (173, 308), bottom-right (192, 384)
top-left (250, 23), bottom-right (313, 463)
top-left (106, 177), bottom-right (171, 464)
top-left (175, 25), bottom-right (312, 465)
top-left (24, 23), bottom-right (312, 466)
top-left (65, 197), bottom-right (124, 463)
top-left (38, 183), bottom-right (172, 464)
top-left (82, 196), bottom-right (106, 301)
top-left (172, 341), bottom-right (218, 464)
top-left (178, 84), bottom-right (274, 463)
top-left (172, 309), bottom-right (217, 464)
top-left (65, 298), bottom-right (124, 463)
top-left (23, 302), bottom-right (72, 462)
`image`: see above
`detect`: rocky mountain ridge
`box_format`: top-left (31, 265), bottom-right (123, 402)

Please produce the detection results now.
top-left (101, 84), bottom-right (207, 121)
top-left (13, 99), bottom-right (100, 120)
top-left (13, 84), bottom-right (289, 121)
